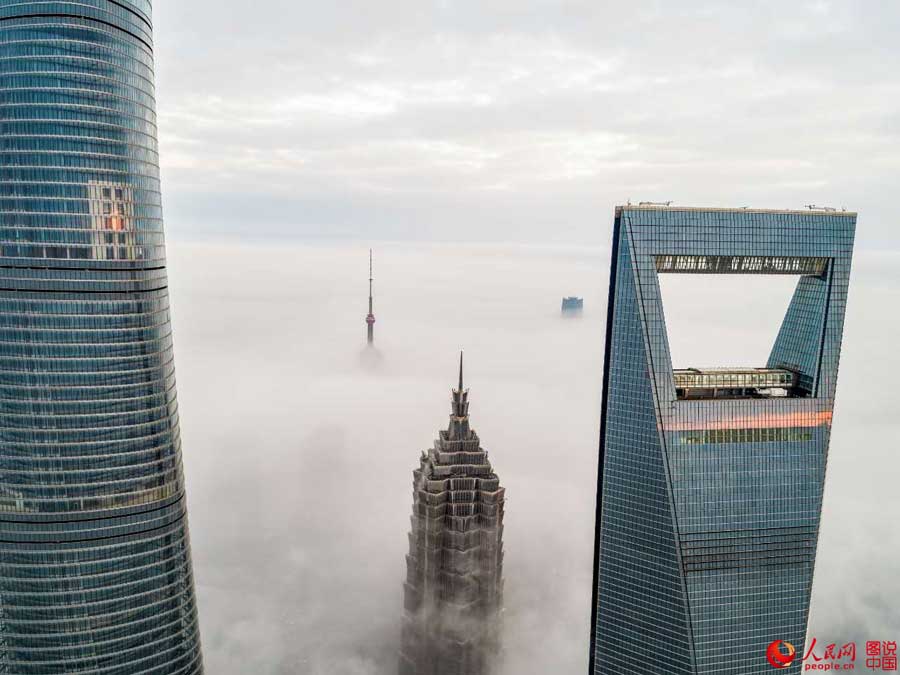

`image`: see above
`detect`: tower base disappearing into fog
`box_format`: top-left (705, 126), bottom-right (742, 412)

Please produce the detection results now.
top-left (399, 355), bottom-right (505, 675)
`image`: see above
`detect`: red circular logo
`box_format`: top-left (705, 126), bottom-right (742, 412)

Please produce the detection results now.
top-left (767, 640), bottom-right (796, 669)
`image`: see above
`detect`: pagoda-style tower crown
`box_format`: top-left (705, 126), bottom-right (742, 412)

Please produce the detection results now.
top-left (400, 352), bottom-right (505, 675)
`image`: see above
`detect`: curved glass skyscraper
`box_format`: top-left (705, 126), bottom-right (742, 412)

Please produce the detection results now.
top-left (0, 1), bottom-right (203, 672)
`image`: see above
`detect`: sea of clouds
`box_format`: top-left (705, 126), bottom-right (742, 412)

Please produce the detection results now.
top-left (165, 240), bottom-right (898, 674)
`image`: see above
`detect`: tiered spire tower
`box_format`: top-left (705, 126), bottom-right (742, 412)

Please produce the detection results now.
top-left (399, 353), bottom-right (505, 675)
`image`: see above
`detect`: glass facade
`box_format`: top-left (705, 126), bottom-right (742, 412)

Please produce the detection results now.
top-left (590, 206), bottom-right (855, 674)
top-left (0, 1), bottom-right (203, 672)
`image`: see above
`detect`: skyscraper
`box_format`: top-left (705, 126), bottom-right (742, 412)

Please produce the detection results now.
top-left (0, 2), bottom-right (203, 672)
top-left (400, 354), bottom-right (505, 675)
top-left (590, 205), bottom-right (855, 675)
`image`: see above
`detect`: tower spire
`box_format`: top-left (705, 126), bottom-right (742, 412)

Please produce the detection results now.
top-left (449, 351), bottom-right (470, 439)
top-left (366, 249), bottom-right (375, 345)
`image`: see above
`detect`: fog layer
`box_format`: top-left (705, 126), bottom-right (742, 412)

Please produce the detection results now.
top-left (167, 241), bottom-right (899, 673)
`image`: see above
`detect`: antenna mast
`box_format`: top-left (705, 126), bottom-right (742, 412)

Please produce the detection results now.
top-left (366, 249), bottom-right (376, 345)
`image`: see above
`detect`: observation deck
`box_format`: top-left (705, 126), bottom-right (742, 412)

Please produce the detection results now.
top-left (674, 368), bottom-right (802, 400)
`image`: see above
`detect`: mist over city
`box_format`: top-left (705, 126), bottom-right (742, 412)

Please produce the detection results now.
top-left (166, 241), bottom-right (899, 674)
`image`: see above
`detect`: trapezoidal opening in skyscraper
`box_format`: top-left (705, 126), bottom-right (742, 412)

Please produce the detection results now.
top-left (655, 256), bottom-right (826, 400)
top-left (657, 272), bottom-right (798, 371)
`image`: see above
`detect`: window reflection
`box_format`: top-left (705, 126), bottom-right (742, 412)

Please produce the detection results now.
top-left (90, 180), bottom-right (142, 261)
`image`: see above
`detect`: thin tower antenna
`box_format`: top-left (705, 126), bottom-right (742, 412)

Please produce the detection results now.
top-left (366, 249), bottom-right (376, 345)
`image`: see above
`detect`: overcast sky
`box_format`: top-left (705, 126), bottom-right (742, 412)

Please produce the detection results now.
top-left (151, 0), bottom-right (899, 247)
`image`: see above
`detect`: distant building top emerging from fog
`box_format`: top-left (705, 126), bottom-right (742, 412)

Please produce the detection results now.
top-left (561, 296), bottom-right (584, 314)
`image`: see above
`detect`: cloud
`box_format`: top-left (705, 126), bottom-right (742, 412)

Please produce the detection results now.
top-left (150, 0), bottom-right (900, 246)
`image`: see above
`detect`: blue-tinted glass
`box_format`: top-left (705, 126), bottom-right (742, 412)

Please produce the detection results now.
top-left (591, 206), bottom-right (856, 674)
top-left (0, 2), bottom-right (203, 672)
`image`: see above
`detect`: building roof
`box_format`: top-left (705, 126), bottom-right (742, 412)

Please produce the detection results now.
top-left (616, 204), bottom-right (857, 217)
top-left (674, 367), bottom-right (794, 375)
